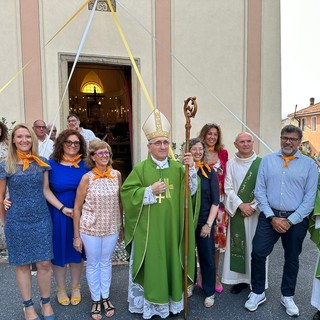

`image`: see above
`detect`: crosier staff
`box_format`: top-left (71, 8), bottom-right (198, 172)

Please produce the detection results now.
top-left (183, 96), bottom-right (197, 319)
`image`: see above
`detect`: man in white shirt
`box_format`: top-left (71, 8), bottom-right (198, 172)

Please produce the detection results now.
top-left (66, 114), bottom-right (98, 148)
top-left (32, 120), bottom-right (54, 159)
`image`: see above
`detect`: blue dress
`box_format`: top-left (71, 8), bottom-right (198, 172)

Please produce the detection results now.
top-left (0, 160), bottom-right (53, 266)
top-left (48, 159), bottom-right (89, 267)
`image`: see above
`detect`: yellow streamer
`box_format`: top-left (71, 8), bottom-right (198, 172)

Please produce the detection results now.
top-left (0, 0), bottom-right (90, 95)
top-left (106, 0), bottom-right (175, 160)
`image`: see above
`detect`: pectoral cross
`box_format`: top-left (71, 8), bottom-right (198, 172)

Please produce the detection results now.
top-left (156, 193), bottom-right (165, 203)
top-left (163, 178), bottom-right (174, 198)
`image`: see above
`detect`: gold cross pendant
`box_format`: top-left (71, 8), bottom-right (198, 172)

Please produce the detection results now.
top-left (156, 193), bottom-right (165, 203)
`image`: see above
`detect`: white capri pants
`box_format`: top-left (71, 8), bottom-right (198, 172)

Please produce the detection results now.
top-left (81, 232), bottom-right (119, 301)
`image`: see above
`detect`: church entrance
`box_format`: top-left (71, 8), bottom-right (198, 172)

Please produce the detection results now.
top-left (68, 62), bottom-right (132, 180)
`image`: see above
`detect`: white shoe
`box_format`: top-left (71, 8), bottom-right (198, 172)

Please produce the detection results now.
top-left (244, 292), bottom-right (266, 311)
top-left (281, 295), bottom-right (299, 317)
top-left (187, 285), bottom-right (194, 298)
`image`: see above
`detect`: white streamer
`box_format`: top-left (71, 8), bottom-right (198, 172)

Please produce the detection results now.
top-left (45, 0), bottom-right (99, 154)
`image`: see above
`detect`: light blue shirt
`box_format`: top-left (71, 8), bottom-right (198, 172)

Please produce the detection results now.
top-left (254, 150), bottom-right (318, 224)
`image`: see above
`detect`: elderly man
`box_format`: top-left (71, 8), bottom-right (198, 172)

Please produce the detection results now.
top-left (32, 120), bottom-right (54, 159)
top-left (120, 109), bottom-right (199, 319)
top-left (245, 125), bottom-right (318, 317)
top-left (222, 132), bottom-right (262, 294)
top-left (67, 114), bottom-right (98, 148)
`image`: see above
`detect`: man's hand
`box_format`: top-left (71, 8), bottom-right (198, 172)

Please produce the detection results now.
top-left (183, 152), bottom-right (194, 167)
top-left (270, 217), bottom-right (290, 233)
top-left (151, 180), bottom-right (167, 195)
top-left (239, 202), bottom-right (255, 217)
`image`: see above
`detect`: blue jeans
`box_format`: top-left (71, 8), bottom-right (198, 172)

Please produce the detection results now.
top-left (251, 213), bottom-right (308, 296)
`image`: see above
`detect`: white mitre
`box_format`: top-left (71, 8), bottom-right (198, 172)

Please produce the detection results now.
top-left (142, 109), bottom-right (171, 140)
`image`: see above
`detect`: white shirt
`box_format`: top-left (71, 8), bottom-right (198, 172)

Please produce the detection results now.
top-left (38, 135), bottom-right (54, 159)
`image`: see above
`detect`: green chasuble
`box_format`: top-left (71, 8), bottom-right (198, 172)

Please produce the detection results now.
top-left (121, 157), bottom-right (200, 304)
top-left (309, 173), bottom-right (320, 279)
top-left (230, 157), bottom-right (261, 273)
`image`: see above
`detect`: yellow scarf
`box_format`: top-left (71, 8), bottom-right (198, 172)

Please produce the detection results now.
top-left (16, 150), bottom-right (50, 171)
top-left (92, 166), bottom-right (115, 180)
top-left (281, 155), bottom-right (296, 168)
top-left (61, 154), bottom-right (82, 168)
top-left (195, 161), bottom-right (211, 178)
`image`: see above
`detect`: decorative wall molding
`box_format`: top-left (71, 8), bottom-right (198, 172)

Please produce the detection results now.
top-left (88, 0), bottom-right (116, 12)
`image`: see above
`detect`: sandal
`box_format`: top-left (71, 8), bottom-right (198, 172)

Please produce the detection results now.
top-left (204, 294), bottom-right (215, 308)
top-left (102, 298), bottom-right (115, 318)
top-left (215, 274), bottom-right (223, 293)
top-left (56, 288), bottom-right (70, 306)
top-left (40, 297), bottom-right (56, 320)
top-left (71, 285), bottom-right (81, 306)
top-left (23, 299), bottom-right (40, 320)
top-left (90, 301), bottom-right (102, 320)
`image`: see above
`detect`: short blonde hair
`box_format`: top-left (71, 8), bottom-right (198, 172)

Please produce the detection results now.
top-left (85, 139), bottom-right (113, 168)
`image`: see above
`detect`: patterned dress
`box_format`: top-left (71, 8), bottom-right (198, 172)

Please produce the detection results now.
top-left (0, 160), bottom-right (53, 265)
top-left (209, 149), bottom-right (228, 252)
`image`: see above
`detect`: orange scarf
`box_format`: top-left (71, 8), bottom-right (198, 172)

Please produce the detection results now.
top-left (92, 166), bottom-right (115, 180)
top-left (195, 161), bottom-right (212, 178)
top-left (16, 150), bottom-right (50, 171)
top-left (281, 155), bottom-right (296, 168)
top-left (62, 154), bottom-right (82, 168)
top-left (207, 146), bottom-right (215, 152)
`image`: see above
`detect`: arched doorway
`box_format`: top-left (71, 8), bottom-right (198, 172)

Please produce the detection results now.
top-left (68, 63), bottom-right (132, 180)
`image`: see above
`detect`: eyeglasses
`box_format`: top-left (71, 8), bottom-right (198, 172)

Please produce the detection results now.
top-left (149, 140), bottom-right (170, 147)
top-left (34, 126), bottom-right (47, 130)
top-left (280, 136), bottom-right (300, 143)
top-left (94, 151), bottom-right (110, 157)
top-left (64, 140), bottom-right (81, 146)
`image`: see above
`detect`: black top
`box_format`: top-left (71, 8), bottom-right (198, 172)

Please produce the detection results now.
top-left (197, 166), bottom-right (220, 226)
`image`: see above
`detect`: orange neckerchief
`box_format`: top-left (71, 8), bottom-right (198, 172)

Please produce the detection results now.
top-left (16, 150), bottom-right (50, 171)
top-left (61, 154), bottom-right (82, 168)
top-left (92, 166), bottom-right (115, 180)
top-left (281, 155), bottom-right (296, 168)
top-left (207, 146), bottom-right (215, 152)
top-left (195, 161), bottom-right (212, 178)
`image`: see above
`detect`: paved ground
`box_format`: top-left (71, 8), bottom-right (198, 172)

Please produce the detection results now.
top-left (0, 238), bottom-right (318, 320)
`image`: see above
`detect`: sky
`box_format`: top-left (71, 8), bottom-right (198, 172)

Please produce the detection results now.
top-left (281, 0), bottom-right (320, 118)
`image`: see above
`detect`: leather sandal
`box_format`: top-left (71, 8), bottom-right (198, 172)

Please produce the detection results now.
top-left (56, 288), bottom-right (70, 306)
top-left (204, 294), bottom-right (215, 308)
top-left (40, 297), bottom-right (55, 320)
top-left (71, 285), bottom-right (81, 306)
top-left (23, 299), bottom-right (40, 320)
top-left (90, 301), bottom-right (102, 320)
top-left (102, 298), bottom-right (115, 318)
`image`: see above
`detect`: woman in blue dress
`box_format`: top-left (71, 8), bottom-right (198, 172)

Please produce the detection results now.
top-left (48, 129), bottom-right (90, 306)
top-left (0, 123), bottom-right (65, 320)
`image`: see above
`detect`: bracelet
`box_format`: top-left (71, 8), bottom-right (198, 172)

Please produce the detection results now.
top-left (59, 205), bottom-right (65, 212)
top-left (205, 222), bottom-right (212, 228)
top-left (73, 237), bottom-right (80, 240)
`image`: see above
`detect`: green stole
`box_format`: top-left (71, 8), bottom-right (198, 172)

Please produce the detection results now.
top-left (309, 173), bottom-right (320, 279)
top-left (230, 156), bottom-right (261, 273)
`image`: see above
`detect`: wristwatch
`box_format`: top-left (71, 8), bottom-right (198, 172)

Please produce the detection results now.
top-left (287, 219), bottom-right (293, 227)
top-left (267, 216), bottom-right (275, 223)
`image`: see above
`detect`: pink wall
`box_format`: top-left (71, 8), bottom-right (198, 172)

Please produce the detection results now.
top-left (20, 0), bottom-right (43, 125)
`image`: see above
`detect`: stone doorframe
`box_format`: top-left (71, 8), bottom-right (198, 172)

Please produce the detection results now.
top-left (58, 53), bottom-right (140, 163)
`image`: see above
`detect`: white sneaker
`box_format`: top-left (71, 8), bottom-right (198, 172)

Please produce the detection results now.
top-left (187, 285), bottom-right (194, 298)
top-left (244, 292), bottom-right (266, 311)
top-left (281, 295), bottom-right (299, 317)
